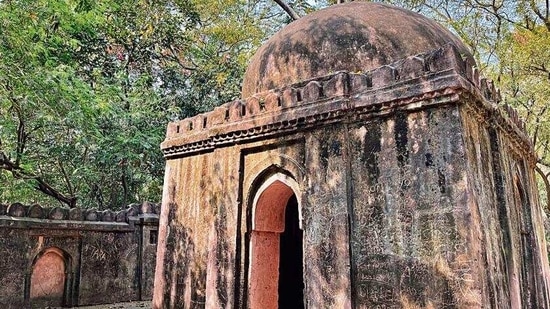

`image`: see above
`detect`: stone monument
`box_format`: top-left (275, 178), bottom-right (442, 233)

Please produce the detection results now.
top-left (153, 2), bottom-right (550, 308)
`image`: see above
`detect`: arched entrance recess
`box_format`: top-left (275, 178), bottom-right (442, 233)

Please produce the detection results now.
top-left (249, 173), bottom-right (304, 309)
top-left (30, 247), bottom-right (70, 308)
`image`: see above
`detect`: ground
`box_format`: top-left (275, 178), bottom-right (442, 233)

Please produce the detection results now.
top-left (52, 301), bottom-right (151, 309)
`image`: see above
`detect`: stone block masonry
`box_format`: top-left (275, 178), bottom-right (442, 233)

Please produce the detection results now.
top-left (0, 202), bottom-right (159, 308)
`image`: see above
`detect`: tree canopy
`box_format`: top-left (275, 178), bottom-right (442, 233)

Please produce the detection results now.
top-left (0, 0), bottom-right (285, 208)
top-left (1, 0), bottom-right (549, 211)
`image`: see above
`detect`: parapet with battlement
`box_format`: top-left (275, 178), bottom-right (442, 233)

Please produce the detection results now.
top-left (161, 44), bottom-right (532, 162)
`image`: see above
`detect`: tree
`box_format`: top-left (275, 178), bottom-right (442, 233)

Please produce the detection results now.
top-left (0, 0), bottom-right (193, 208)
top-left (0, 0), bottom-right (107, 208)
top-left (0, 0), bottom-right (295, 208)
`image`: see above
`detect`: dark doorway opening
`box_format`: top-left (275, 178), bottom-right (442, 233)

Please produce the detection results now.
top-left (278, 195), bottom-right (304, 309)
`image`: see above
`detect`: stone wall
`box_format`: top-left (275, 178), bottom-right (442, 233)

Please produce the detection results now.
top-left (0, 202), bottom-right (159, 308)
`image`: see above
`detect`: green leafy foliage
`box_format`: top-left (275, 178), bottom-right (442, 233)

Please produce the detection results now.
top-left (0, 0), bottom-right (283, 208)
top-left (3, 0), bottom-right (547, 213)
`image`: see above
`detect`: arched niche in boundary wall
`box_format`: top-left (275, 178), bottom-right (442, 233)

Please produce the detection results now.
top-left (29, 247), bottom-right (71, 308)
top-left (248, 173), bottom-right (304, 309)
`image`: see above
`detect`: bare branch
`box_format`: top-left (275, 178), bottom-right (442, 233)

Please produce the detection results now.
top-left (530, 0), bottom-right (550, 30)
top-left (58, 159), bottom-right (74, 197)
top-left (34, 176), bottom-right (77, 208)
top-left (0, 150), bottom-right (77, 208)
top-left (272, 0), bottom-right (300, 21)
top-left (535, 163), bottom-right (550, 213)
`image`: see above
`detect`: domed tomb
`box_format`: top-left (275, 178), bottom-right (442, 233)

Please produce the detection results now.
top-left (242, 1), bottom-right (472, 98)
top-left (155, 2), bottom-right (550, 309)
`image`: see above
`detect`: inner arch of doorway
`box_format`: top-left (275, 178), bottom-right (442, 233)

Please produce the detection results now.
top-left (251, 172), bottom-right (302, 231)
top-left (248, 171), bottom-right (304, 309)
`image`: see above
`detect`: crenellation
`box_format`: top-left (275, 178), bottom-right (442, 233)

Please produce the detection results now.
top-left (85, 209), bottom-right (99, 221)
top-left (264, 91), bottom-right (281, 110)
top-left (281, 87), bottom-right (299, 108)
top-left (28, 204), bottom-right (45, 219)
top-left (193, 115), bottom-right (205, 131)
top-left (49, 207), bottom-right (68, 220)
top-left (69, 207), bottom-right (84, 221)
top-left (349, 72), bottom-right (372, 93)
top-left (102, 210), bottom-right (115, 222)
top-left (246, 96), bottom-right (262, 115)
top-left (127, 203), bottom-right (140, 216)
top-left (115, 210), bottom-right (127, 222)
top-left (371, 65), bottom-right (398, 88)
top-left (0, 202), bottom-right (159, 225)
top-left (323, 72), bottom-right (348, 98)
top-left (473, 67), bottom-right (481, 89)
top-left (229, 99), bottom-right (245, 121)
top-left (158, 45), bottom-right (474, 155)
top-left (422, 44), bottom-right (466, 74)
top-left (140, 201), bottom-right (157, 214)
top-left (395, 55), bottom-right (426, 81)
top-left (162, 45), bottom-right (472, 149)
top-left (484, 80), bottom-right (501, 104)
top-left (160, 44), bottom-right (532, 161)
top-left (165, 122), bottom-right (178, 138)
top-left (302, 81), bottom-right (323, 103)
top-left (479, 78), bottom-right (490, 100)
top-left (209, 106), bottom-right (228, 126)
top-left (451, 54), bottom-right (533, 146)
top-left (464, 57), bottom-right (476, 87)
top-left (202, 115), bottom-right (208, 129)
top-left (8, 202), bottom-right (26, 217)
top-left (504, 104), bottom-right (526, 132)
top-left (488, 80), bottom-right (498, 102)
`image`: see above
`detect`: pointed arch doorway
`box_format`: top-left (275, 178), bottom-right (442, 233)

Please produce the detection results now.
top-left (248, 174), bottom-right (304, 309)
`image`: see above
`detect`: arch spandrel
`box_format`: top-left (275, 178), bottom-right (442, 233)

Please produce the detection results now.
top-left (243, 150), bottom-right (307, 219)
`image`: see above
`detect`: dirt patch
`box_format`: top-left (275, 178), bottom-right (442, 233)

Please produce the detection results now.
top-left (51, 301), bottom-right (151, 309)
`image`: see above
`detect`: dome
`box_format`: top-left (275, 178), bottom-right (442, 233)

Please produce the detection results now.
top-left (242, 2), bottom-right (472, 98)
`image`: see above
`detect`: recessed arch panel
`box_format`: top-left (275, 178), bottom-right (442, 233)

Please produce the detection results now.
top-left (30, 247), bottom-right (70, 307)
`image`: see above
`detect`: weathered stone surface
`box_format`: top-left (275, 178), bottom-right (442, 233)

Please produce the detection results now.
top-left (0, 203), bottom-right (159, 308)
top-left (49, 207), bottom-right (68, 220)
top-left (8, 202), bottom-right (26, 217)
top-left (28, 204), bottom-right (45, 219)
top-left (69, 207), bottom-right (84, 221)
top-left (116, 210), bottom-right (127, 222)
top-left (241, 2), bottom-right (472, 98)
top-left (348, 107), bottom-right (468, 307)
top-left (85, 209), bottom-right (100, 221)
top-left (126, 205), bottom-right (139, 218)
top-left (79, 231), bottom-right (138, 305)
top-left (154, 2), bottom-right (550, 309)
top-left (102, 209), bottom-right (115, 222)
